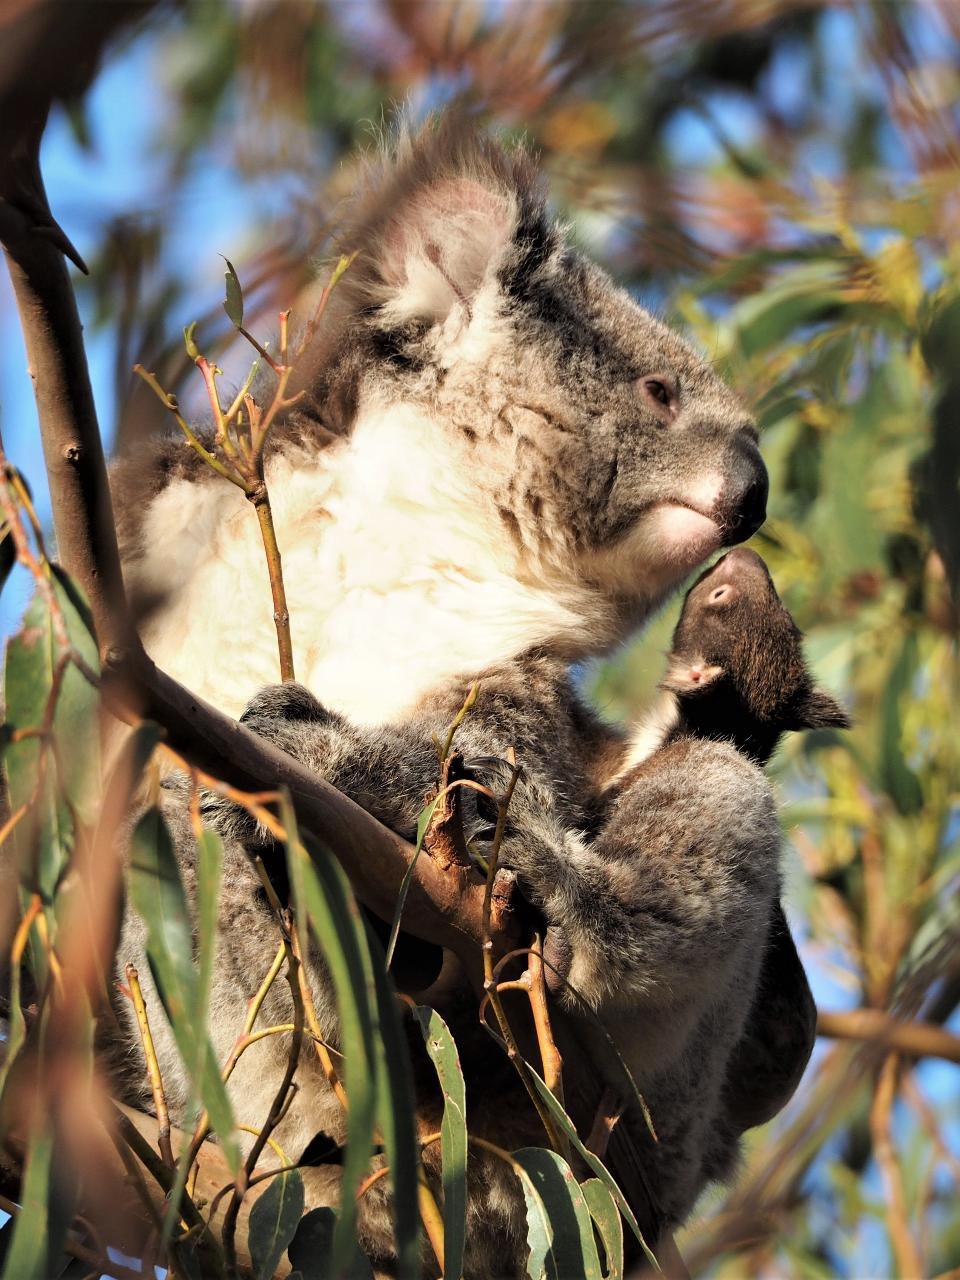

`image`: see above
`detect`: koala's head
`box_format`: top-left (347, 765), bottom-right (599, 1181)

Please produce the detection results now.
top-left (299, 118), bottom-right (768, 653)
top-left (665, 547), bottom-right (849, 760)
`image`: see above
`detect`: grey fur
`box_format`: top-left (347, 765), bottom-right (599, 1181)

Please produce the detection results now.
top-left (107, 118), bottom-right (810, 1275)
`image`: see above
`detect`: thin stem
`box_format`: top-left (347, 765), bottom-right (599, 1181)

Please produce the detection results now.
top-left (289, 925), bottom-right (349, 1110)
top-left (818, 1008), bottom-right (960, 1064)
top-left (249, 484), bottom-right (295, 681)
top-left (221, 936), bottom-right (304, 1277)
top-left (418, 1171), bottom-right (445, 1276)
top-left (125, 965), bottom-right (174, 1168)
top-left (870, 1054), bottom-right (923, 1279)
top-left (132, 366), bottom-right (242, 487)
top-left (479, 760), bottom-right (565, 1153)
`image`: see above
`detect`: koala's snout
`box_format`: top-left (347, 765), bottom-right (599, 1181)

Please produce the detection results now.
top-left (718, 432), bottom-right (768, 545)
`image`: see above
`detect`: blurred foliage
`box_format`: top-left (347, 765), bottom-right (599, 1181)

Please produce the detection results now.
top-left (2, 0), bottom-right (960, 1276)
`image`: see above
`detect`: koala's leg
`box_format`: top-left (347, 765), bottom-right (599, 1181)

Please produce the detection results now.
top-left (490, 736), bottom-right (782, 1024)
top-left (719, 901), bottom-right (818, 1131)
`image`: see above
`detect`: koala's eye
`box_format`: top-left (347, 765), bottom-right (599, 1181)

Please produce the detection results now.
top-left (708, 584), bottom-right (733, 606)
top-left (641, 375), bottom-right (679, 422)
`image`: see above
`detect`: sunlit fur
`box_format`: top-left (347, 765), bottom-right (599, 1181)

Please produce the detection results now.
top-left (110, 118), bottom-right (786, 1275)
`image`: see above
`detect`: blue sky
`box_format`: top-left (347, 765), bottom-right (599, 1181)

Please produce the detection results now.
top-left (0, 11), bottom-right (956, 1273)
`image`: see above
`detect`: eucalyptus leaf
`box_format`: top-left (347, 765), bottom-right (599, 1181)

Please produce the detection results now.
top-left (582, 1179), bottom-right (624, 1280)
top-left (282, 795), bottom-right (378, 1273)
top-left (414, 1005), bottom-right (468, 1280)
top-left (249, 1167), bottom-right (305, 1280)
top-left (222, 256), bottom-right (244, 327)
top-left (127, 807), bottom-right (239, 1175)
top-left (513, 1148), bottom-right (601, 1280)
top-left (287, 1207), bottom-right (375, 1278)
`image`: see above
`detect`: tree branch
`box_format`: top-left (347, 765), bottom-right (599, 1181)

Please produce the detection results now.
top-left (817, 1008), bottom-right (960, 1065)
top-left (0, 35), bottom-right (523, 977)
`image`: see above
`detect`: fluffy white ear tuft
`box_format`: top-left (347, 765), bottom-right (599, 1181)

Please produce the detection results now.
top-left (375, 177), bottom-right (517, 327)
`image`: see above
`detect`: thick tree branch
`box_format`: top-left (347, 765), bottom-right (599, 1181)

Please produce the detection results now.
top-left (818, 1008), bottom-right (960, 1064)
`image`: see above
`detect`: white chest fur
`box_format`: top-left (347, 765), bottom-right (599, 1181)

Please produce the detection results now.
top-left (132, 405), bottom-right (604, 725)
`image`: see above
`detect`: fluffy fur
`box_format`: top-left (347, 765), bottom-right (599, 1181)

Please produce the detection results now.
top-left (107, 118), bottom-right (811, 1275)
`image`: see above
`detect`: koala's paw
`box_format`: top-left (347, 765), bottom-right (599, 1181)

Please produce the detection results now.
top-left (241, 682), bottom-right (330, 727)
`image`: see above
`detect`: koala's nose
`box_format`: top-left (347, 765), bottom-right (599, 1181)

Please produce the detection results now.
top-left (720, 433), bottom-right (768, 545)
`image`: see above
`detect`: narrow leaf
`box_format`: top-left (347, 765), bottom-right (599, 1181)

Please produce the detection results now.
top-left (368, 930), bottom-right (419, 1279)
top-left (282, 796), bottom-right (378, 1273)
top-left (127, 807), bottom-right (239, 1175)
top-left (582, 1179), bottom-right (623, 1280)
top-left (514, 1148), bottom-right (602, 1280)
top-left (414, 1005), bottom-right (468, 1280)
top-left (222, 256), bottom-right (244, 328)
top-left (287, 1207), bottom-right (375, 1278)
top-left (249, 1167), bottom-right (304, 1280)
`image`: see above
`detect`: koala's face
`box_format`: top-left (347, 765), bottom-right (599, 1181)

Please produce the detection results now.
top-left (671, 548), bottom-right (802, 716)
top-left (482, 255), bottom-right (767, 605)
top-left (667, 548), bottom-right (849, 734)
top-left (323, 121), bottom-right (767, 625)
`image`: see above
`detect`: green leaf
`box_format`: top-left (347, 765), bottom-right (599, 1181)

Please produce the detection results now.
top-left (879, 632), bottom-right (923, 816)
top-left (222, 256), bottom-right (244, 327)
top-left (127, 807), bottom-right (239, 1176)
top-left (511, 1157), bottom-right (554, 1280)
top-left (0, 1121), bottom-right (73, 1280)
top-left (249, 1167), bottom-right (305, 1280)
top-left (183, 320), bottom-right (201, 360)
top-left (514, 1149), bottom-right (603, 1280)
top-left (287, 1207), bottom-right (375, 1278)
top-left (524, 1067), bottom-right (658, 1269)
top-left (582, 1179), bottom-right (623, 1280)
top-left (195, 827), bottom-right (224, 1024)
top-left (369, 930), bottom-right (419, 1279)
top-left (385, 796), bottom-right (438, 969)
top-left (414, 1005), bottom-right (468, 1280)
top-left (282, 796), bottom-right (378, 1273)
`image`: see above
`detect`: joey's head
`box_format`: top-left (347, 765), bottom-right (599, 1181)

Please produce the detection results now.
top-left (300, 117), bottom-right (767, 657)
top-left (664, 547), bottom-right (850, 763)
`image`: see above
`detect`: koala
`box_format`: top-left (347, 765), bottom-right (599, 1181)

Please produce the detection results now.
top-left (108, 118), bottom-right (808, 1272)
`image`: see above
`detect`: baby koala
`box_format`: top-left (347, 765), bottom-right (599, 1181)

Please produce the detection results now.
top-left (604, 544), bottom-right (850, 1146)
top-left (624, 544), bottom-right (849, 776)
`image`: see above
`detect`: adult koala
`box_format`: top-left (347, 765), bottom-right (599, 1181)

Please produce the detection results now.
top-left (112, 119), bottom-right (810, 1273)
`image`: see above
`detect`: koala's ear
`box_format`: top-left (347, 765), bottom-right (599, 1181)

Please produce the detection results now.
top-left (345, 119), bottom-right (550, 333)
top-left (789, 687), bottom-right (851, 731)
top-left (662, 655), bottom-right (725, 695)
top-left (373, 175), bottom-right (518, 328)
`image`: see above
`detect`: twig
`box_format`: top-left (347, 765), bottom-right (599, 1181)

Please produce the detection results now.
top-left (869, 1054), bottom-right (923, 1280)
top-left (289, 925), bottom-right (349, 1110)
top-left (818, 1008), bottom-right (960, 1063)
top-left (221, 927), bottom-right (305, 1277)
top-left (586, 1085), bottom-right (624, 1161)
top-left (478, 758), bottom-right (566, 1153)
top-left (124, 965), bottom-right (174, 1168)
top-left (418, 1171), bottom-right (446, 1276)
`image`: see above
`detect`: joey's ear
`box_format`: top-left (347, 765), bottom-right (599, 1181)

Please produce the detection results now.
top-left (790, 687), bottom-right (851, 731)
top-left (662, 655), bottom-right (725, 695)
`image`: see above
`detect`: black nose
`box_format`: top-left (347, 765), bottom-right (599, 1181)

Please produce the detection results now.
top-left (721, 435), bottom-right (768, 546)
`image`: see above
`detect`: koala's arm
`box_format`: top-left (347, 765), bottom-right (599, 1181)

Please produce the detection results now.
top-left (494, 737), bottom-right (782, 1017)
top-left (235, 683), bottom-right (447, 837)
top-left (239, 685), bottom-right (780, 1028)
